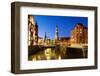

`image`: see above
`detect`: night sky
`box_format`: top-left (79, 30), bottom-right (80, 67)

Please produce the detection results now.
top-left (33, 15), bottom-right (88, 39)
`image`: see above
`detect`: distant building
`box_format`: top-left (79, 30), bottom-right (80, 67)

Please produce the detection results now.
top-left (70, 23), bottom-right (88, 44)
top-left (59, 37), bottom-right (70, 46)
top-left (38, 37), bottom-right (44, 45)
top-left (55, 25), bottom-right (59, 44)
top-left (46, 39), bottom-right (51, 45)
top-left (43, 32), bottom-right (51, 46)
top-left (28, 15), bottom-right (38, 46)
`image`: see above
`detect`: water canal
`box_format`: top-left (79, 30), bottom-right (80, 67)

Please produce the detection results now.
top-left (28, 45), bottom-right (88, 61)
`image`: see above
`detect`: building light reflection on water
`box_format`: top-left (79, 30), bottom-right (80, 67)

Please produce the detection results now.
top-left (58, 56), bottom-right (61, 60)
top-left (30, 48), bottom-right (65, 61)
top-left (29, 45), bottom-right (88, 61)
top-left (44, 48), bottom-right (51, 60)
top-left (32, 57), bottom-right (36, 61)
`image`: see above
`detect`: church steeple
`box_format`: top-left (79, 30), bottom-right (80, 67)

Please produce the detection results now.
top-left (55, 25), bottom-right (59, 40)
top-left (44, 32), bottom-right (47, 40)
top-left (44, 32), bottom-right (47, 45)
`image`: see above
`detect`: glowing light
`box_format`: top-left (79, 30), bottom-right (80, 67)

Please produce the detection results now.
top-left (32, 57), bottom-right (36, 61)
top-left (58, 56), bottom-right (61, 60)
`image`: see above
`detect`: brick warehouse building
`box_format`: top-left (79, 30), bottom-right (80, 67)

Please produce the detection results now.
top-left (70, 23), bottom-right (88, 44)
top-left (28, 15), bottom-right (38, 46)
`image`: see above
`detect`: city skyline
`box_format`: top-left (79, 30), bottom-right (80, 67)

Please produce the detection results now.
top-left (33, 15), bottom-right (88, 39)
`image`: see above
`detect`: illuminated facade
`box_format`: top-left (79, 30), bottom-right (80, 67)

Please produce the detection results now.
top-left (59, 37), bottom-right (70, 46)
top-left (28, 15), bottom-right (38, 46)
top-left (38, 37), bottom-right (44, 45)
top-left (70, 23), bottom-right (88, 44)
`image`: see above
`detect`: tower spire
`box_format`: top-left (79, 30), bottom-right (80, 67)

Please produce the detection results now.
top-left (44, 32), bottom-right (47, 45)
top-left (55, 25), bottom-right (59, 40)
top-left (44, 32), bottom-right (47, 40)
top-left (55, 25), bottom-right (59, 44)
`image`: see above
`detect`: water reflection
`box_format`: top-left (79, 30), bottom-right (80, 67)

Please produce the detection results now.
top-left (28, 46), bottom-right (88, 61)
top-left (29, 48), bottom-right (65, 61)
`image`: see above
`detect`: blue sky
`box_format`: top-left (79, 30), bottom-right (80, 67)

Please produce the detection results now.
top-left (33, 15), bottom-right (88, 39)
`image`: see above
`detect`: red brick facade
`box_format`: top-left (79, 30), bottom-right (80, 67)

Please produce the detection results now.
top-left (70, 23), bottom-right (88, 44)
